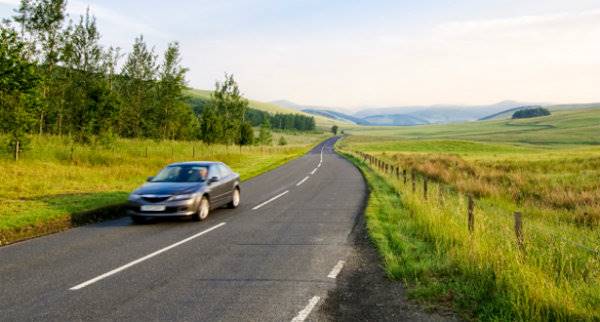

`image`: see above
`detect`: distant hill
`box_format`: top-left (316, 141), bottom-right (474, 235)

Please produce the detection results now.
top-left (363, 114), bottom-right (429, 126)
top-left (186, 89), bottom-right (348, 128)
top-left (302, 109), bottom-right (370, 125)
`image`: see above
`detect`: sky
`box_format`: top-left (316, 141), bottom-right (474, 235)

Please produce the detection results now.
top-left (1, 0), bottom-right (600, 110)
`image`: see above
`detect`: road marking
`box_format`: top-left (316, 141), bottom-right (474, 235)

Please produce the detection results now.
top-left (327, 260), bottom-right (346, 279)
top-left (69, 222), bottom-right (226, 291)
top-left (310, 168), bottom-right (318, 175)
top-left (296, 176), bottom-right (310, 186)
top-left (291, 296), bottom-right (321, 322)
top-left (252, 190), bottom-right (289, 210)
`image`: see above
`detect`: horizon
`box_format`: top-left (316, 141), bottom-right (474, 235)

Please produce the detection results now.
top-left (2, 0), bottom-right (600, 110)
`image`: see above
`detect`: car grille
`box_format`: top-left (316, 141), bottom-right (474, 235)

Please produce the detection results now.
top-left (141, 196), bottom-right (171, 203)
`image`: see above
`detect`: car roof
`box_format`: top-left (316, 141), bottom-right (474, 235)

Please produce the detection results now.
top-left (167, 161), bottom-right (222, 167)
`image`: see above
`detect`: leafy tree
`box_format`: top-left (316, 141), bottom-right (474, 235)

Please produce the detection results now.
top-left (208, 74), bottom-right (249, 146)
top-left (119, 35), bottom-right (157, 137)
top-left (199, 103), bottom-right (222, 145)
top-left (331, 125), bottom-right (338, 135)
top-left (512, 107), bottom-right (551, 119)
top-left (0, 25), bottom-right (39, 153)
top-left (258, 119), bottom-right (272, 145)
top-left (238, 122), bottom-right (254, 146)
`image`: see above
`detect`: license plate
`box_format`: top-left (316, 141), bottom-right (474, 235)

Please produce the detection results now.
top-left (141, 205), bottom-right (166, 212)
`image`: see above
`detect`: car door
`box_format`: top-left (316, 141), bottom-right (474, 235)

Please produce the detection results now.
top-left (208, 164), bottom-right (228, 206)
top-left (217, 163), bottom-right (236, 202)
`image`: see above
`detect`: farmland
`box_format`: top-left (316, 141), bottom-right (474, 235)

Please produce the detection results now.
top-left (337, 107), bottom-right (600, 320)
top-left (0, 132), bottom-right (329, 245)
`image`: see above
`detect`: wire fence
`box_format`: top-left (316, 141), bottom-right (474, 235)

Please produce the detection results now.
top-left (353, 150), bottom-right (600, 257)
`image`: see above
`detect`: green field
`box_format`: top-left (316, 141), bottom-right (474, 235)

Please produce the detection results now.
top-left (0, 132), bottom-right (329, 245)
top-left (186, 88), bottom-right (352, 129)
top-left (337, 108), bottom-right (600, 320)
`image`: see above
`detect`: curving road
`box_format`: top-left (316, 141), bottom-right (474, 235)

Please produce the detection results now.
top-left (0, 137), bottom-right (367, 321)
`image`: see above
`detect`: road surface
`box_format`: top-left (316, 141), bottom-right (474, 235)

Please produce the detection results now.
top-left (0, 137), bottom-right (367, 321)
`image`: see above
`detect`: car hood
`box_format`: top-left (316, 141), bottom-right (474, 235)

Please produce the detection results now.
top-left (133, 182), bottom-right (205, 196)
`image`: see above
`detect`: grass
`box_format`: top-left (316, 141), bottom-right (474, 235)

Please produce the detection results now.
top-left (0, 132), bottom-right (329, 245)
top-left (336, 108), bottom-right (600, 321)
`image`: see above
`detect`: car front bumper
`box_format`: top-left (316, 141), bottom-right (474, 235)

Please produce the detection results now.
top-left (127, 198), bottom-right (197, 217)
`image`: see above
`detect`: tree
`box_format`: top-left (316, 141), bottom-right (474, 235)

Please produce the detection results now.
top-left (238, 122), bottom-right (254, 146)
top-left (258, 119), bottom-right (272, 145)
top-left (208, 74), bottom-right (249, 146)
top-left (13, 0), bottom-right (68, 135)
top-left (199, 103), bottom-right (222, 145)
top-left (331, 125), bottom-right (338, 135)
top-left (0, 25), bottom-right (39, 154)
top-left (119, 35), bottom-right (157, 137)
top-left (156, 42), bottom-right (193, 140)
top-left (512, 107), bottom-right (551, 119)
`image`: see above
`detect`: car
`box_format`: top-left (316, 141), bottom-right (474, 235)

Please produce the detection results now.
top-left (127, 161), bottom-right (240, 223)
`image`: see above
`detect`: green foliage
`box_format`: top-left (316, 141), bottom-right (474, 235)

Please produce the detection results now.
top-left (238, 122), bottom-right (254, 146)
top-left (512, 107), bottom-right (551, 119)
top-left (278, 135), bottom-right (287, 146)
top-left (331, 125), bottom-right (338, 135)
top-left (258, 119), bottom-right (273, 145)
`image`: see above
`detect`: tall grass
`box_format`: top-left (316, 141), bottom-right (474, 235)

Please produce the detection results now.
top-left (339, 144), bottom-right (600, 321)
top-left (0, 133), bottom-right (328, 244)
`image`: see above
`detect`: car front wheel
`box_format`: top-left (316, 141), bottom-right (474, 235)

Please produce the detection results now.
top-left (228, 188), bottom-right (240, 208)
top-left (193, 196), bottom-right (210, 221)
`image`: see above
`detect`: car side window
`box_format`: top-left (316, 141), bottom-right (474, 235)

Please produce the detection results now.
top-left (208, 165), bottom-right (220, 180)
top-left (218, 164), bottom-right (231, 178)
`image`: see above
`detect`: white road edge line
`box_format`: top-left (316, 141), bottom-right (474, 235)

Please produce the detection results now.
top-left (69, 222), bottom-right (227, 291)
top-left (252, 190), bottom-right (289, 210)
top-left (291, 296), bottom-right (321, 322)
top-left (327, 260), bottom-right (346, 279)
top-left (296, 176), bottom-right (310, 187)
top-left (310, 168), bottom-right (318, 175)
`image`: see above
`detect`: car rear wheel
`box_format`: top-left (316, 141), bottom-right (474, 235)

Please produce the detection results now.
top-left (228, 187), bottom-right (240, 208)
top-left (193, 196), bottom-right (210, 221)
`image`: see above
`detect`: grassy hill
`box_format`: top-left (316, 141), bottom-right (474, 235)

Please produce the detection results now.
top-left (480, 103), bottom-right (600, 121)
top-left (346, 107), bottom-right (600, 145)
top-left (185, 89), bottom-right (349, 129)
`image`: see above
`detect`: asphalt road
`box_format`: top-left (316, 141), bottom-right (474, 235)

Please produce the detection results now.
top-left (0, 136), bottom-right (367, 321)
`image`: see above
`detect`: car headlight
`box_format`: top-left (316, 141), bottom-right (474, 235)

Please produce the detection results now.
top-left (128, 194), bottom-right (142, 201)
top-left (170, 194), bottom-right (194, 201)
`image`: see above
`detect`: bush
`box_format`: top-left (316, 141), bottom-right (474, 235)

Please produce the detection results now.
top-left (278, 136), bottom-right (287, 146)
top-left (512, 107), bottom-right (551, 119)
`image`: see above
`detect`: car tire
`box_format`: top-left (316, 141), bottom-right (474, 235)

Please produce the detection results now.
top-left (193, 196), bottom-right (210, 221)
top-left (131, 216), bottom-right (146, 224)
top-left (228, 187), bottom-right (240, 208)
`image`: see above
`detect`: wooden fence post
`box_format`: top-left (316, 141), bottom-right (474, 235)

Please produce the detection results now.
top-left (423, 177), bottom-right (428, 200)
top-left (468, 195), bottom-right (474, 233)
top-left (411, 170), bottom-right (416, 193)
top-left (438, 184), bottom-right (444, 205)
top-left (14, 140), bottom-right (19, 161)
top-left (396, 167), bottom-right (400, 180)
top-left (192, 146), bottom-right (196, 158)
top-left (145, 146), bottom-right (148, 158)
top-left (514, 212), bottom-right (524, 251)
top-left (403, 169), bottom-right (407, 185)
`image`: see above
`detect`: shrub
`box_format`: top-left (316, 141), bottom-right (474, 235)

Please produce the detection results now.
top-left (512, 107), bottom-right (551, 119)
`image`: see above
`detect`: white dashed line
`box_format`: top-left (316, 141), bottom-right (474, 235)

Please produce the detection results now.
top-left (310, 168), bottom-right (318, 175)
top-left (252, 190), bottom-right (290, 210)
top-left (291, 296), bottom-right (321, 322)
top-left (69, 222), bottom-right (227, 290)
top-left (296, 176), bottom-right (310, 186)
top-left (327, 260), bottom-right (346, 279)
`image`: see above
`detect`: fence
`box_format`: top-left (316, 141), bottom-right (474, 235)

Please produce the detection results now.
top-left (353, 150), bottom-right (600, 257)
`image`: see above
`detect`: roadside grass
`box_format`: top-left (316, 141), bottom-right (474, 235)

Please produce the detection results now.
top-left (0, 133), bottom-right (329, 245)
top-left (337, 137), bottom-right (600, 321)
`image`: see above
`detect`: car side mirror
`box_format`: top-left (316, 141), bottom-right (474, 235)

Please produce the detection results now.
top-left (147, 176), bottom-right (154, 182)
top-left (208, 176), bottom-right (219, 184)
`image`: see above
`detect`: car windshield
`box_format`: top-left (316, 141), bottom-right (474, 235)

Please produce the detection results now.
top-left (151, 165), bottom-right (209, 183)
